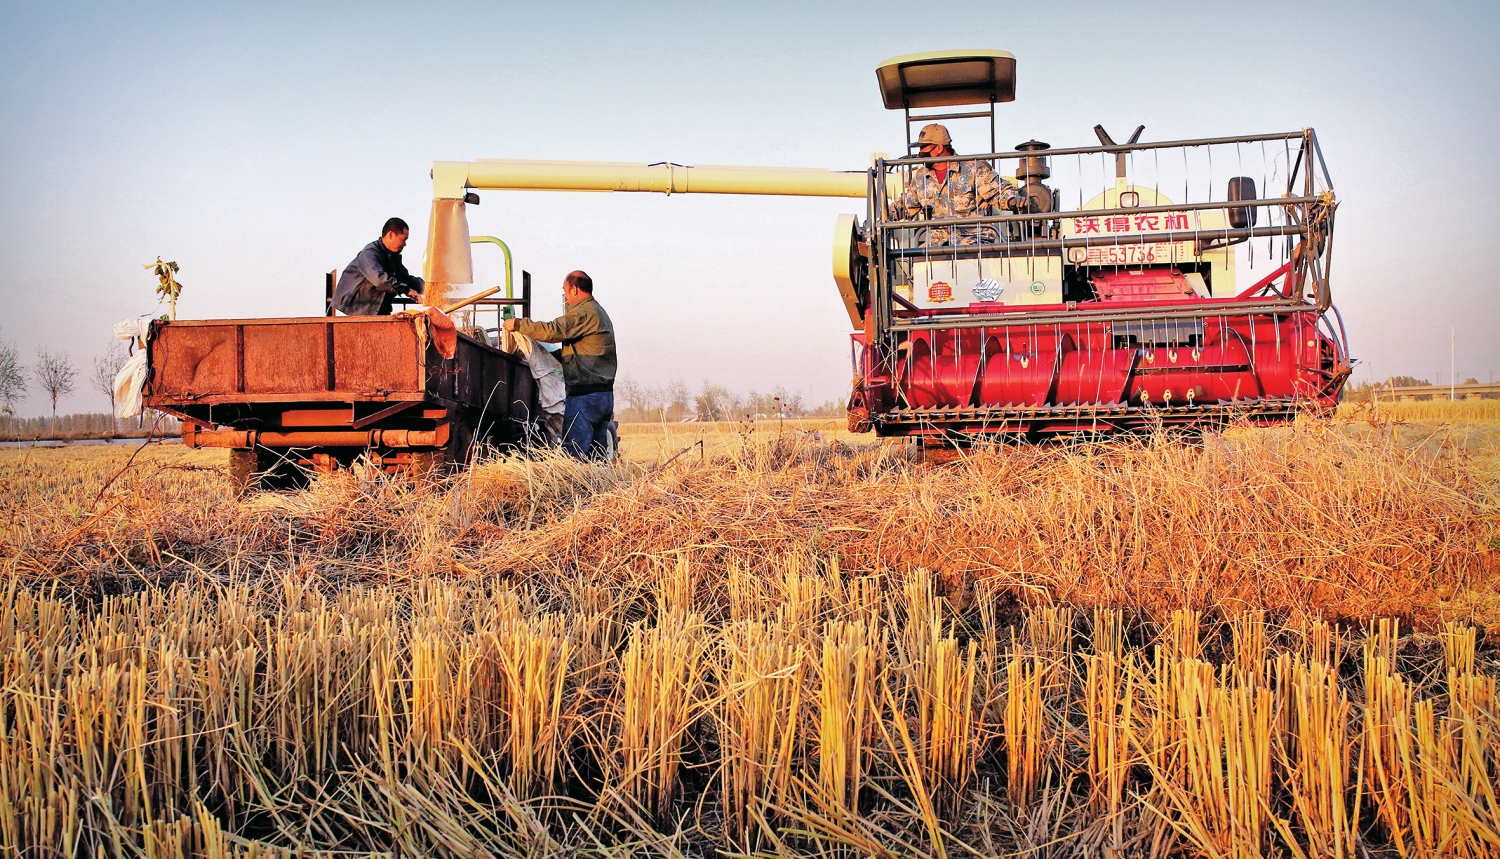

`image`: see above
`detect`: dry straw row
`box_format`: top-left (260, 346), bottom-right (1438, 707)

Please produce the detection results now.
top-left (1, 565), bottom-right (1497, 858)
top-left (4, 416), bottom-right (1495, 632)
top-left (0, 408), bottom-right (1496, 856)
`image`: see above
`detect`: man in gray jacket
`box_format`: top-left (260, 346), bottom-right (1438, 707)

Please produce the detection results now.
top-left (504, 270), bottom-right (617, 459)
top-left (332, 218), bottom-right (425, 315)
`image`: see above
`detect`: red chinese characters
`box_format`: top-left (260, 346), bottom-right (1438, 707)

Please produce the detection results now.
top-left (1068, 211), bottom-right (1191, 235)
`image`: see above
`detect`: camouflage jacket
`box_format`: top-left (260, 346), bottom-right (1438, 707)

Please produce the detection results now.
top-left (890, 158), bottom-right (1023, 246)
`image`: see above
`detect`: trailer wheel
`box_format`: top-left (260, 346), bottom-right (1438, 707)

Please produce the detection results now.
top-left (229, 449), bottom-right (257, 494)
top-left (229, 448), bottom-right (304, 492)
top-left (410, 449), bottom-right (446, 480)
top-left (408, 414), bottom-right (481, 481)
top-left (255, 448), bottom-right (310, 490)
top-left (449, 414), bottom-right (477, 467)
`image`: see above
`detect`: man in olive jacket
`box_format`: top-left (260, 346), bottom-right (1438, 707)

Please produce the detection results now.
top-left (504, 270), bottom-right (617, 459)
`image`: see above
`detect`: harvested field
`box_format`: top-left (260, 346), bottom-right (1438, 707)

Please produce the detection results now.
top-left (1, 403), bottom-right (1497, 857)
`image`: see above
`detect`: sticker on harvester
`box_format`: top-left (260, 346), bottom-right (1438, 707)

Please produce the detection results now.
top-left (928, 281), bottom-right (954, 302)
top-left (972, 278), bottom-right (1002, 302)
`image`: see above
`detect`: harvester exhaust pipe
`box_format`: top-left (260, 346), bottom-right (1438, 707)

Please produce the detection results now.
top-left (1014, 140), bottom-right (1054, 213)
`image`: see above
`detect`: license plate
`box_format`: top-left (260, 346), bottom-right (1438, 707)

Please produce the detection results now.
top-left (1083, 242), bottom-right (1195, 265)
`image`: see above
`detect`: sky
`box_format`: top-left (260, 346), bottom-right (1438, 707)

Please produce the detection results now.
top-left (1, 0), bottom-right (1497, 416)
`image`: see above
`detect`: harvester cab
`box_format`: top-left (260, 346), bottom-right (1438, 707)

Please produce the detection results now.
top-left (424, 49), bottom-right (1351, 443)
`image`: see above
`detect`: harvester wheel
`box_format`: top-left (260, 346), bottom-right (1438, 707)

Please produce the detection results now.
top-left (919, 445), bottom-right (967, 465)
top-left (918, 434), bottom-right (970, 465)
top-left (846, 390), bottom-right (872, 433)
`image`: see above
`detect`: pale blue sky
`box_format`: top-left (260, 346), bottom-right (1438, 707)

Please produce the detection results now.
top-left (2, 0), bottom-right (1497, 414)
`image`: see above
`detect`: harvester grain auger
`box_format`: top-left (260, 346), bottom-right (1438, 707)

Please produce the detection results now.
top-left (425, 49), bottom-right (1352, 444)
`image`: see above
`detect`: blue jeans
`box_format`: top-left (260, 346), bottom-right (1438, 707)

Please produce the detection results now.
top-left (562, 391), bottom-right (614, 459)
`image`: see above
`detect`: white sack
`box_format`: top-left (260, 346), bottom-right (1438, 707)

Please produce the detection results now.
top-left (113, 351), bottom-right (149, 418)
top-left (501, 330), bottom-right (566, 415)
top-left (111, 315), bottom-right (158, 418)
top-left (113, 315), bottom-right (157, 345)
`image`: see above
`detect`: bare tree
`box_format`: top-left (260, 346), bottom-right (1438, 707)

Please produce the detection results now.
top-left (695, 381), bottom-right (741, 421)
top-left (90, 342), bottom-right (127, 435)
top-left (614, 375), bottom-right (643, 422)
top-left (664, 378), bottom-right (691, 422)
top-left (771, 384), bottom-right (804, 417)
top-left (0, 333), bottom-right (25, 418)
top-left (627, 380), bottom-right (672, 422)
top-left (33, 349), bottom-right (77, 434)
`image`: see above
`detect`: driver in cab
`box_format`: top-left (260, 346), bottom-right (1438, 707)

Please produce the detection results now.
top-left (890, 124), bottom-right (1030, 247)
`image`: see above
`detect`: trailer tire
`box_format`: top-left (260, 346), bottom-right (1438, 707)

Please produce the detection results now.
top-left (410, 449), bottom-right (446, 480)
top-left (228, 447), bottom-right (304, 492)
top-left (257, 448), bottom-right (309, 490)
top-left (448, 415), bottom-right (477, 468)
top-left (229, 449), bottom-right (257, 495)
top-left (409, 414), bottom-right (478, 480)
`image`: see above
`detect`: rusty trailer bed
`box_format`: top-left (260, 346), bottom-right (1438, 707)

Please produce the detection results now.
top-left (144, 315), bottom-right (539, 483)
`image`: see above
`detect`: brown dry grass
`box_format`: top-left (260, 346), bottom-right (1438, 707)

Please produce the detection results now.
top-left (0, 403), bottom-right (1497, 857)
top-left (502, 415), bottom-right (1500, 631)
top-left (6, 411), bottom-right (1495, 630)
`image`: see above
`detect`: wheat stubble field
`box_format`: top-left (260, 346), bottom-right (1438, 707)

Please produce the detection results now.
top-left (1, 403), bottom-right (1497, 858)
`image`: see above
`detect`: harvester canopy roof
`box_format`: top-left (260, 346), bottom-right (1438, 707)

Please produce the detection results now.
top-left (875, 49), bottom-right (1016, 110)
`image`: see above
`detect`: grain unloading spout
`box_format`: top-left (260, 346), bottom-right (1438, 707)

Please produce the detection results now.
top-left (423, 51), bottom-right (1010, 326)
top-left (421, 198), bottom-right (474, 306)
top-left (425, 159), bottom-right (883, 324)
top-left (430, 160), bottom-right (872, 200)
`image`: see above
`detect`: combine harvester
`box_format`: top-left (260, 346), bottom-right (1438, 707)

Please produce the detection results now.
top-left (426, 49), bottom-right (1351, 443)
top-left (147, 49), bottom-right (1350, 485)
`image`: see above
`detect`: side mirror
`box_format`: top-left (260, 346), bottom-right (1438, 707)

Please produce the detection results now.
top-left (1227, 177), bottom-right (1257, 229)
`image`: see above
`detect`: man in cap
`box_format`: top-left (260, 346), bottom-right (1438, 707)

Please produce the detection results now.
top-left (891, 124), bottom-right (1030, 246)
top-left (503, 270), bottom-right (618, 460)
top-left (332, 217), bottom-right (425, 316)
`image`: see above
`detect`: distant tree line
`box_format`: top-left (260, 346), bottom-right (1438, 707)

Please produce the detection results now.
top-left (1343, 376), bottom-right (1494, 402)
top-left (613, 377), bottom-right (845, 423)
top-left (0, 412), bottom-right (181, 441)
top-left (0, 259), bottom-right (183, 439)
top-left (0, 330), bottom-right (170, 439)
